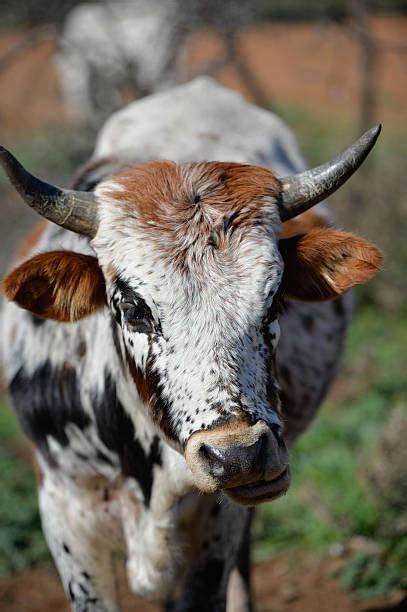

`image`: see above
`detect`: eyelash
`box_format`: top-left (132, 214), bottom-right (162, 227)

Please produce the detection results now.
top-left (119, 302), bottom-right (156, 334)
top-left (266, 287), bottom-right (285, 320)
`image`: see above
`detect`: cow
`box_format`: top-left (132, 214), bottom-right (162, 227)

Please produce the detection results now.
top-left (57, 0), bottom-right (182, 127)
top-left (0, 78), bottom-right (382, 612)
top-left (57, 0), bottom-right (260, 128)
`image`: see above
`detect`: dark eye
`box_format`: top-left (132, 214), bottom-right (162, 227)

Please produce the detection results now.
top-left (120, 302), bottom-right (155, 334)
top-left (266, 286), bottom-right (285, 321)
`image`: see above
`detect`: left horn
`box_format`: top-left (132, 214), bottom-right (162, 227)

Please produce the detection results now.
top-left (278, 124), bottom-right (381, 221)
top-left (0, 147), bottom-right (98, 237)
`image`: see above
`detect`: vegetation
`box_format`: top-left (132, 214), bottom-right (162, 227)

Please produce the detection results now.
top-left (272, 103), bottom-right (407, 313)
top-left (0, 407), bottom-right (49, 574)
top-left (258, 0), bottom-right (407, 22)
top-left (251, 97), bottom-right (407, 600)
top-left (0, 0), bottom-right (405, 29)
top-left (0, 308), bottom-right (405, 596)
top-left (0, 103), bottom-right (405, 600)
top-left (254, 309), bottom-right (407, 598)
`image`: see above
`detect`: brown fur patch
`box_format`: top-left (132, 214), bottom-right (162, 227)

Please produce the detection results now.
top-left (281, 210), bottom-right (328, 239)
top-left (280, 228), bottom-right (383, 301)
top-left (125, 349), bottom-right (178, 443)
top-left (2, 250), bottom-right (106, 322)
top-left (107, 160), bottom-right (281, 265)
top-left (188, 415), bottom-right (258, 449)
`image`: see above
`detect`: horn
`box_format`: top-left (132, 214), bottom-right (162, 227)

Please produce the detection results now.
top-left (0, 146), bottom-right (98, 237)
top-left (278, 124), bottom-right (381, 221)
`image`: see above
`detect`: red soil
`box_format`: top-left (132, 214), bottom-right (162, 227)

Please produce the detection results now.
top-left (0, 14), bottom-right (406, 612)
top-left (0, 556), bottom-right (405, 612)
top-left (0, 16), bottom-right (405, 133)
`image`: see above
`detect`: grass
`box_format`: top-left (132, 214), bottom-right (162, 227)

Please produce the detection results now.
top-left (0, 104), bottom-right (405, 598)
top-left (271, 100), bottom-right (407, 166)
top-left (254, 308), bottom-right (407, 598)
top-left (0, 307), bottom-right (406, 599)
top-left (0, 408), bottom-right (49, 574)
top-left (0, 125), bottom-right (93, 189)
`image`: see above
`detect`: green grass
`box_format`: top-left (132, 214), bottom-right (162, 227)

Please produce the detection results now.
top-left (0, 407), bottom-right (50, 574)
top-left (254, 308), bottom-right (407, 598)
top-left (0, 104), bottom-right (405, 597)
top-left (0, 125), bottom-right (93, 189)
top-left (271, 100), bottom-right (407, 166)
top-left (339, 540), bottom-right (407, 600)
top-left (0, 307), bottom-right (405, 600)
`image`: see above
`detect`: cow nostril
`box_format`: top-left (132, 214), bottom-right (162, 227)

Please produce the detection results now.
top-left (199, 444), bottom-right (226, 477)
top-left (187, 422), bottom-right (289, 492)
top-left (199, 437), bottom-right (267, 483)
top-left (270, 423), bottom-right (283, 439)
top-left (255, 433), bottom-right (267, 463)
top-left (270, 423), bottom-right (285, 447)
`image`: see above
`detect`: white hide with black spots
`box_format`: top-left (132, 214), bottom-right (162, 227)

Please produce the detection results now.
top-left (2, 79), bottom-right (353, 611)
top-left (93, 179), bottom-right (284, 445)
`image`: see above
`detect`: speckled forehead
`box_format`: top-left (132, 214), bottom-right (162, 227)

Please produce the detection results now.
top-left (94, 159), bottom-right (283, 254)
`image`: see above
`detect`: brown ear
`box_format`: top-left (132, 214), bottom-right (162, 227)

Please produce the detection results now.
top-left (2, 251), bottom-right (106, 322)
top-left (281, 210), bottom-right (328, 239)
top-left (280, 229), bottom-right (383, 302)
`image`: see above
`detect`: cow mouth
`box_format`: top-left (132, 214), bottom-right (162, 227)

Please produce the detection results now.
top-left (225, 467), bottom-right (291, 506)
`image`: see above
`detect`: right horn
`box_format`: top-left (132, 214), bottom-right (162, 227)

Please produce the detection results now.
top-left (279, 124), bottom-right (381, 221)
top-left (0, 146), bottom-right (98, 237)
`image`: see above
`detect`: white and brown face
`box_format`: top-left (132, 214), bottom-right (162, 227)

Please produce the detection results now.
top-left (93, 161), bottom-right (289, 504)
top-left (3, 160), bottom-right (382, 505)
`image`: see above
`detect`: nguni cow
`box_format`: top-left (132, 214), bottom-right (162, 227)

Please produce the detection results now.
top-left (57, 0), bottom-right (260, 129)
top-left (0, 78), bottom-right (381, 612)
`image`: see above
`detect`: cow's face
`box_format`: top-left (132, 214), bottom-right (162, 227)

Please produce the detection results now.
top-left (93, 161), bottom-right (289, 503)
top-left (3, 160), bottom-right (382, 505)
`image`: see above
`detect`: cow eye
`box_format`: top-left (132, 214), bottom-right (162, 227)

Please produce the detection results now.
top-left (120, 302), bottom-right (155, 334)
top-left (266, 286), bottom-right (285, 320)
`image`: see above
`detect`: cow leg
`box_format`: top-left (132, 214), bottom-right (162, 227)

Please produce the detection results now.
top-left (166, 500), bottom-right (250, 612)
top-left (226, 509), bottom-right (254, 612)
top-left (38, 469), bottom-right (123, 612)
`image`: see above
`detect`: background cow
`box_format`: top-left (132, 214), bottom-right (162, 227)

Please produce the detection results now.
top-left (57, 0), bottom-right (260, 129)
top-left (0, 78), bottom-right (381, 611)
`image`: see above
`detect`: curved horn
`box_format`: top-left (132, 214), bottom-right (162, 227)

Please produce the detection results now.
top-left (0, 146), bottom-right (98, 237)
top-left (279, 124), bottom-right (381, 221)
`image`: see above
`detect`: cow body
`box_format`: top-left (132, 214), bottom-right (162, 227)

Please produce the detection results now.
top-left (57, 0), bottom-right (182, 127)
top-left (57, 0), bottom-right (258, 128)
top-left (2, 79), bottom-right (367, 612)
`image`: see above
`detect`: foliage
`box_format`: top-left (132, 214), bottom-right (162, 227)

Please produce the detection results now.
top-left (0, 307), bottom-right (405, 600)
top-left (258, 0), bottom-right (407, 22)
top-left (1, 0), bottom-right (406, 29)
top-left (0, 408), bottom-right (49, 575)
top-left (254, 309), bottom-right (407, 598)
top-left (272, 103), bottom-right (407, 312)
top-left (0, 87), bottom-right (405, 600)
top-left (339, 539), bottom-right (407, 599)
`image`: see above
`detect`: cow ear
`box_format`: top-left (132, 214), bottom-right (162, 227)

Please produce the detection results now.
top-left (2, 251), bottom-right (106, 322)
top-left (279, 229), bottom-right (382, 302)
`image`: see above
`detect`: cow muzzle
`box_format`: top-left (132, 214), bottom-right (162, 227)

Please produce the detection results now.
top-left (184, 419), bottom-right (290, 506)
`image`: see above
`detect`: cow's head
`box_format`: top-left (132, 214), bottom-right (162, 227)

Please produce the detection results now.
top-left (1, 127), bottom-right (382, 505)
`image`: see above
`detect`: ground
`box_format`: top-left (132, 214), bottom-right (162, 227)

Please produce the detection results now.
top-left (0, 13), bottom-right (406, 612)
top-left (0, 557), bottom-right (405, 612)
top-left (0, 16), bottom-right (405, 134)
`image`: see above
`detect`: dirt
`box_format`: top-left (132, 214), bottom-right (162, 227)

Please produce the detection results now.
top-left (187, 15), bottom-right (406, 124)
top-left (0, 557), bottom-right (405, 612)
top-left (0, 30), bottom-right (64, 133)
top-left (0, 14), bottom-right (406, 612)
top-left (0, 16), bottom-right (405, 134)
